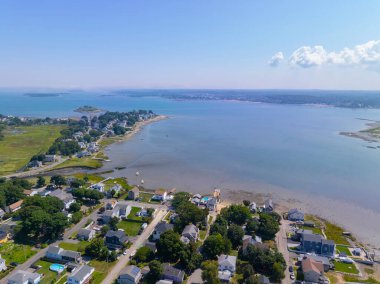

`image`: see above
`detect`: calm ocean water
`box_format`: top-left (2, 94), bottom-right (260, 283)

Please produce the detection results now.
top-left (1, 90), bottom-right (380, 228)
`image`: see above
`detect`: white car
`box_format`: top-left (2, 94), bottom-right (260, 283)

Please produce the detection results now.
top-left (123, 250), bottom-right (128, 255)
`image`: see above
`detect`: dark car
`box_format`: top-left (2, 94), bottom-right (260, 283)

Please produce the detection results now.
top-left (10, 262), bottom-right (19, 267)
top-left (289, 266), bottom-right (294, 272)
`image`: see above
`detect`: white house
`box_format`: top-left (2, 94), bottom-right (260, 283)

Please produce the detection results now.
top-left (90, 183), bottom-right (105, 193)
top-left (68, 265), bottom-right (94, 284)
top-left (118, 265), bottom-right (142, 284)
top-left (152, 189), bottom-right (167, 201)
top-left (8, 270), bottom-right (41, 284)
top-left (218, 254), bottom-right (237, 273)
top-left (0, 255), bottom-right (6, 272)
top-left (152, 222), bottom-right (173, 241)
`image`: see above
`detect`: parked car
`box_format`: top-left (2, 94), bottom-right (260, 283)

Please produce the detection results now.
top-left (290, 274), bottom-right (295, 280)
top-left (289, 266), bottom-right (294, 272)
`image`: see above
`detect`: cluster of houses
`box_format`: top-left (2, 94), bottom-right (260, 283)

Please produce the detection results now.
top-left (76, 141), bottom-right (100, 158)
top-left (27, 155), bottom-right (59, 168)
top-left (190, 189), bottom-right (221, 211)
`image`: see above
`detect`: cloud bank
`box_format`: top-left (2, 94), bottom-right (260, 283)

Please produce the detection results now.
top-left (270, 40), bottom-right (380, 71)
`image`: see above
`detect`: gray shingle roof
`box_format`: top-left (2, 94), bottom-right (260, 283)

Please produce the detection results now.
top-left (70, 265), bottom-right (94, 282)
top-left (155, 222), bottom-right (173, 233)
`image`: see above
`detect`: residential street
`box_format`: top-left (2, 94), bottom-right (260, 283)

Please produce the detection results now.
top-left (101, 209), bottom-right (167, 284)
top-left (0, 207), bottom-right (101, 284)
top-left (276, 220), bottom-right (292, 284)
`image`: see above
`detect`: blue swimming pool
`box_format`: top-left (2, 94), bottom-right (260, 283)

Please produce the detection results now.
top-left (50, 263), bottom-right (65, 273)
top-left (201, 196), bottom-right (210, 203)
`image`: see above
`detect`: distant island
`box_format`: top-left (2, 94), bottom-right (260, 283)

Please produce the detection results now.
top-left (341, 119), bottom-right (380, 143)
top-left (24, 93), bottom-right (62, 97)
top-left (74, 105), bottom-right (102, 113)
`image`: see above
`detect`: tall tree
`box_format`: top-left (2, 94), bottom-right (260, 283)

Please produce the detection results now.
top-left (201, 260), bottom-right (221, 284)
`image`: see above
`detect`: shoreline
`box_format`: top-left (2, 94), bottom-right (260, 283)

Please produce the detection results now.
top-left (340, 119), bottom-right (380, 143)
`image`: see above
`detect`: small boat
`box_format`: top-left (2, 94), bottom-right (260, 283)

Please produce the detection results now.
top-left (136, 171), bottom-right (140, 176)
top-left (141, 179), bottom-right (144, 184)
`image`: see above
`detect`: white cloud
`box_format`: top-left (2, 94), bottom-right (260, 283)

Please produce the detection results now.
top-left (268, 52), bottom-right (284, 67)
top-left (270, 40), bottom-right (380, 71)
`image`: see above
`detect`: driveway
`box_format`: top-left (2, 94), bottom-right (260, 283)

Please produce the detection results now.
top-left (100, 209), bottom-right (167, 284)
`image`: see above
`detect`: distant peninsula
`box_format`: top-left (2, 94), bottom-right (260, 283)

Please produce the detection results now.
top-left (74, 105), bottom-right (102, 113)
top-left (24, 93), bottom-right (62, 97)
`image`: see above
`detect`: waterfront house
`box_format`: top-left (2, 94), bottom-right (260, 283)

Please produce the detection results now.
top-left (206, 197), bottom-right (218, 211)
top-left (300, 232), bottom-right (335, 257)
top-left (302, 257), bottom-right (325, 283)
top-left (152, 222), bottom-right (173, 241)
top-left (68, 265), bottom-right (94, 284)
top-left (181, 224), bottom-right (199, 243)
top-left (77, 228), bottom-right (96, 241)
top-left (6, 200), bottom-right (23, 213)
top-left (218, 255), bottom-right (237, 273)
top-left (162, 263), bottom-right (185, 283)
top-left (8, 270), bottom-right (41, 284)
top-left (262, 199), bottom-right (274, 212)
top-left (288, 208), bottom-right (304, 221)
top-left (128, 187), bottom-right (139, 200)
top-left (46, 245), bottom-right (82, 263)
top-left (106, 200), bottom-right (117, 210)
top-left (90, 183), bottom-right (105, 192)
top-left (105, 230), bottom-right (128, 249)
top-left (152, 189), bottom-right (167, 201)
top-left (110, 184), bottom-right (122, 195)
top-left (305, 255), bottom-right (331, 272)
top-left (0, 255), bottom-right (6, 271)
top-left (102, 203), bottom-right (131, 223)
top-left (249, 202), bottom-right (257, 213)
top-left (118, 265), bottom-right (142, 284)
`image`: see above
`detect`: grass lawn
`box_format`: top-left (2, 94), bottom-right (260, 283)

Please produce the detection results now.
top-left (300, 225), bottom-right (323, 235)
top-left (117, 220), bottom-right (144, 236)
top-left (59, 241), bottom-right (89, 253)
top-left (72, 173), bottom-right (104, 184)
top-left (139, 192), bottom-right (160, 203)
top-left (334, 261), bottom-right (359, 274)
top-left (0, 125), bottom-right (64, 175)
top-left (104, 177), bottom-right (131, 190)
top-left (127, 207), bottom-right (143, 221)
top-left (55, 275), bottom-right (67, 284)
top-left (88, 259), bottom-right (116, 284)
top-left (199, 230), bottom-right (207, 240)
top-left (336, 245), bottom-right (352, 256)
top-left (52, 157), bottom-right (102, 170)
top-left (324, 221), bottom-right (350, 245)
top-left (0, 242), bottom-right (36, 264)
top-left (344, 275), bottom-right (380, 284)
top-left (36, 260), bottom-right (65, 284)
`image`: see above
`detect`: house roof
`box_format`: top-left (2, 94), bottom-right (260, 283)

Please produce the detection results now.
top-left (105, 230), bottom-right (128, 242)
top-left (154, 222), bottom-right (173, 233)
top-left (302, 232), bottom-right (323, 242)
top-left (120, 265), bottom-right (141, 279)
top-left (70, 265), bottom-right (94, 282)
top-left (23, 189), bottom-right (33, 196)
top-left (264, 199), bottom-right (273, 208)
top-left (130, 187), bottom-right (139, 193)
top-left (77, 228), bottom-right (93, 238)
top-left (258, 274), bottom-right (270, 284)
top-left (47, 245), bottom-right (62, 255)
top-left (8, 270), bottom-right (40, 283)
top-left (308, 255), bottom-right (330, 266)
top-left (163, 263), bottom-right (185, 281)
top-left (155, 189), bottom-right (166, 195)
top-left (9, 200), bottom-right (23, 210)
top-left (302, 257), bottom-right (324, 274)
top-left (218, 254), bottom-right (237, 269)
top-left (182, 224), bottom-right (198, 236)
top-left (61, 250), bottom-right (81, 259)
top-left (49, 189), bottom-right (73, 203)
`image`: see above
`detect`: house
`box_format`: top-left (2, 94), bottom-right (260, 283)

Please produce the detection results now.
top-left (46, 245), bottom-right (82, 263)
top-left (288, 208), bottom-right (304, 221)
top-left (49, 190), bottom-right (75, 210)
top-left (303, 221), bottom-right (315, 227)
top-left (213, 188), bottom-right (221, 202)
top-left (44, 155), bottom-right (57, 163)
top-left (0, 208), bottom-right (5, 219)
top-left (128, 187), bottom-right (139, 200)
top-left (218, 270), bottom-right (232, 283)
top-left (306, 255), bottom-right (331, 272)
top-left (302, 257), bottom-right (325, 283)
top-left (242, 235), bottom-right (262, 254)
top-left (102, 203), bottom-right (131, 223)
top-left (6, 200), bottom-right (23, 213)
top-left (105, 230), bottom-right (128, 249)
top-left (191, 196), bottom-right (201, 205)
top-left (90, 183), bottom-right (105, 192)
top-left (118, 265), bottom-right (142, 284)
top-left (218, 254), bottom-right (237, 273)
top-left (249, 202), bottom-right (257, 213)
top-left (300, 232), bottom-right (335, 257)
top-left (28, 160), bottom-right (42, 168)
top-left (352, 248), bottom-right (361, 256)
top-left (77, 229), bottom-right (96, 241)
top-left (106, 200), bottom-right (117, 210)
top-left (152, 189), bottom-right (167, 201)
top-left (181, 224), bottom-right (199, 243)
top-left (206, 197), bottom-right (218, 211)
top-left (0, 255), bottom-right (7, 271)
top-left (258, 275), bottom-right (270, 284)
top-left (23, 190), bottom-right (33, 197)
top-left (262, 199), bottom-right (274, 212)
top-left (0, 231), bottom-right (9, 244)
top-left (144, 241), bottom-right (157, 253)
top-left (68, 265), bottom-right (95, 284)
top-left (162, 263), bottom-right (185, 283)
top-left (152, 222), bottom-right (173, 241)
top-left (110, 184), bottom-right (122, 194)
top-left (8, 270), bottom-right (41, 284)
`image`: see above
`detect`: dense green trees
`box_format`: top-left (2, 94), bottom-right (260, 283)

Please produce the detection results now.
top-left (202, 233), bottom-right (230, 259)
top-left (69, 202), bottom-right (81, 213)
top-left (72, 188), bottom-right (103, 203)
top-left (48, 139), bottom-right (81, 156)
top-left (257, 213), bottom-right (280, 240)
top-left (134, 246), bottom-right (154, 263)
top-left (0, 178), bottom-right (29, 209)
top-left (157, 230), bottom-right (185, 262)
top-left (85, 238), bottom-right (108, 260)
top-left (227, 224), bottom-right (244, 249)
top-left (50, 175), bottom-right (66, 186)
top-left (221, 204), bottom-right (250, 225)
top-left (36, 176), bottom-right (46, 188)
top-left (201, 260), bottom-right (220, 284)
top-left (209, 216), bottom-right (228, 236)
top-left (172, 192), bottom-right (191, 209)
top-left (148, 260), bottom-right (163, 282)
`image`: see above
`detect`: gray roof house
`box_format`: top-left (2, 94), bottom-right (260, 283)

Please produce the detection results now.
top-left (77, 228), bottom-right (96, 241)
top-left (8, 270), bottom-right (41, 284)
top-left (162, 263), bottom-right (185, 283)
top-left (118, 265), bottom-right (142, 284)
top-left (49, 189), bottom-right (75, 210)
top-left (206, 197), bottom-right (218, 211)
top-left (105, 230), bottom-right (129, 249)
top-left (102, 203), bottom-right (131, 223)
top-left (263, 199), bottom-right (274, 212)
top-left (218, 254), bottom-right (237, 273)
top-left (288, 208), bottom-right (304, 221)
top-left (46, 245), bottom-right (82, 263)
top-left (68, 264), bottom-right (95, 284)
top-left (300, 232), bottom-right (335, 257)
top-left (181, 224), bottom-right (199, 243)
top-left (128, 187), bottom-right (140, 200)
top-left (152, 222), bottom-right (174, 241)
top-left (0, 255), bottom-right (6, 272)
top-left (249, 202), bottom-right (257, 213)
top-left (156, 281), bottom-right (173, 284)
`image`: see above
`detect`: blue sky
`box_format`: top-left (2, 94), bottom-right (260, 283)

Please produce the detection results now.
top-left (1, 1), bottom-right (380, 89)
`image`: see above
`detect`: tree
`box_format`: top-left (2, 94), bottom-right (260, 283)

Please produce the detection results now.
top-left (257, 213), bottom-right (280, 241)
top-left (243, 200), bottom-right (251, 207)
top-left (272, 262), bottom-right (285, 282)
top-left (69, 202), bottom-right (81, 213)
top-left (172, 192), bottom-right (191, 209)
top-left (85, 238), bottom-right (108, 260)
top-left (201, 260), bottom-right (220, 284)
top-left (36, 176), bottom-right (46, 188)
top-left (109, 217), bottom-right (119, 231)
top-left (157, 230), bottom-right (185, 262)
top-left (71, 211), bottom-right (83, 224)
top-left (245, 275), bottom-right (261, 284)
top-left (227, 224), bottom-right (244, 249)
top-left (134, 246), bottom-right (154, 263)
top-left (100, 225), bottom-right (110, 237)
top-left (148, 260), bottom-right (163, 282)
top-left (221, 204), bottom-right (250, 225)
top-left (50, 175), bottom-right (66, 186)
top-left (210, 216), bottom-right (228, 236)
top-left (246, 219), bottom-right (259, 235)
top-left (203, 234), bottom-right (226, 259)
top-left (175, 201), bottom-right (208, 232)
top-left (241, 263), bottom-right (255, 280)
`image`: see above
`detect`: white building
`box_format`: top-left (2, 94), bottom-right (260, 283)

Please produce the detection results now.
top-left (68, 265), bottom-right (94, 284)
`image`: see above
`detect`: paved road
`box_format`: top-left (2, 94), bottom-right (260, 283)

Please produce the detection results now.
top-left (276, 220), bottom-right (292, 284)
top-left (101, 209), bottom-right (167, 284)
top-left (0, 207), bottom-right (101, 284)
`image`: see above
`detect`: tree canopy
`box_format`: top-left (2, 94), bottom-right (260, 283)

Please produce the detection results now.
top-left (221, 204), bottom-right (250, 225)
